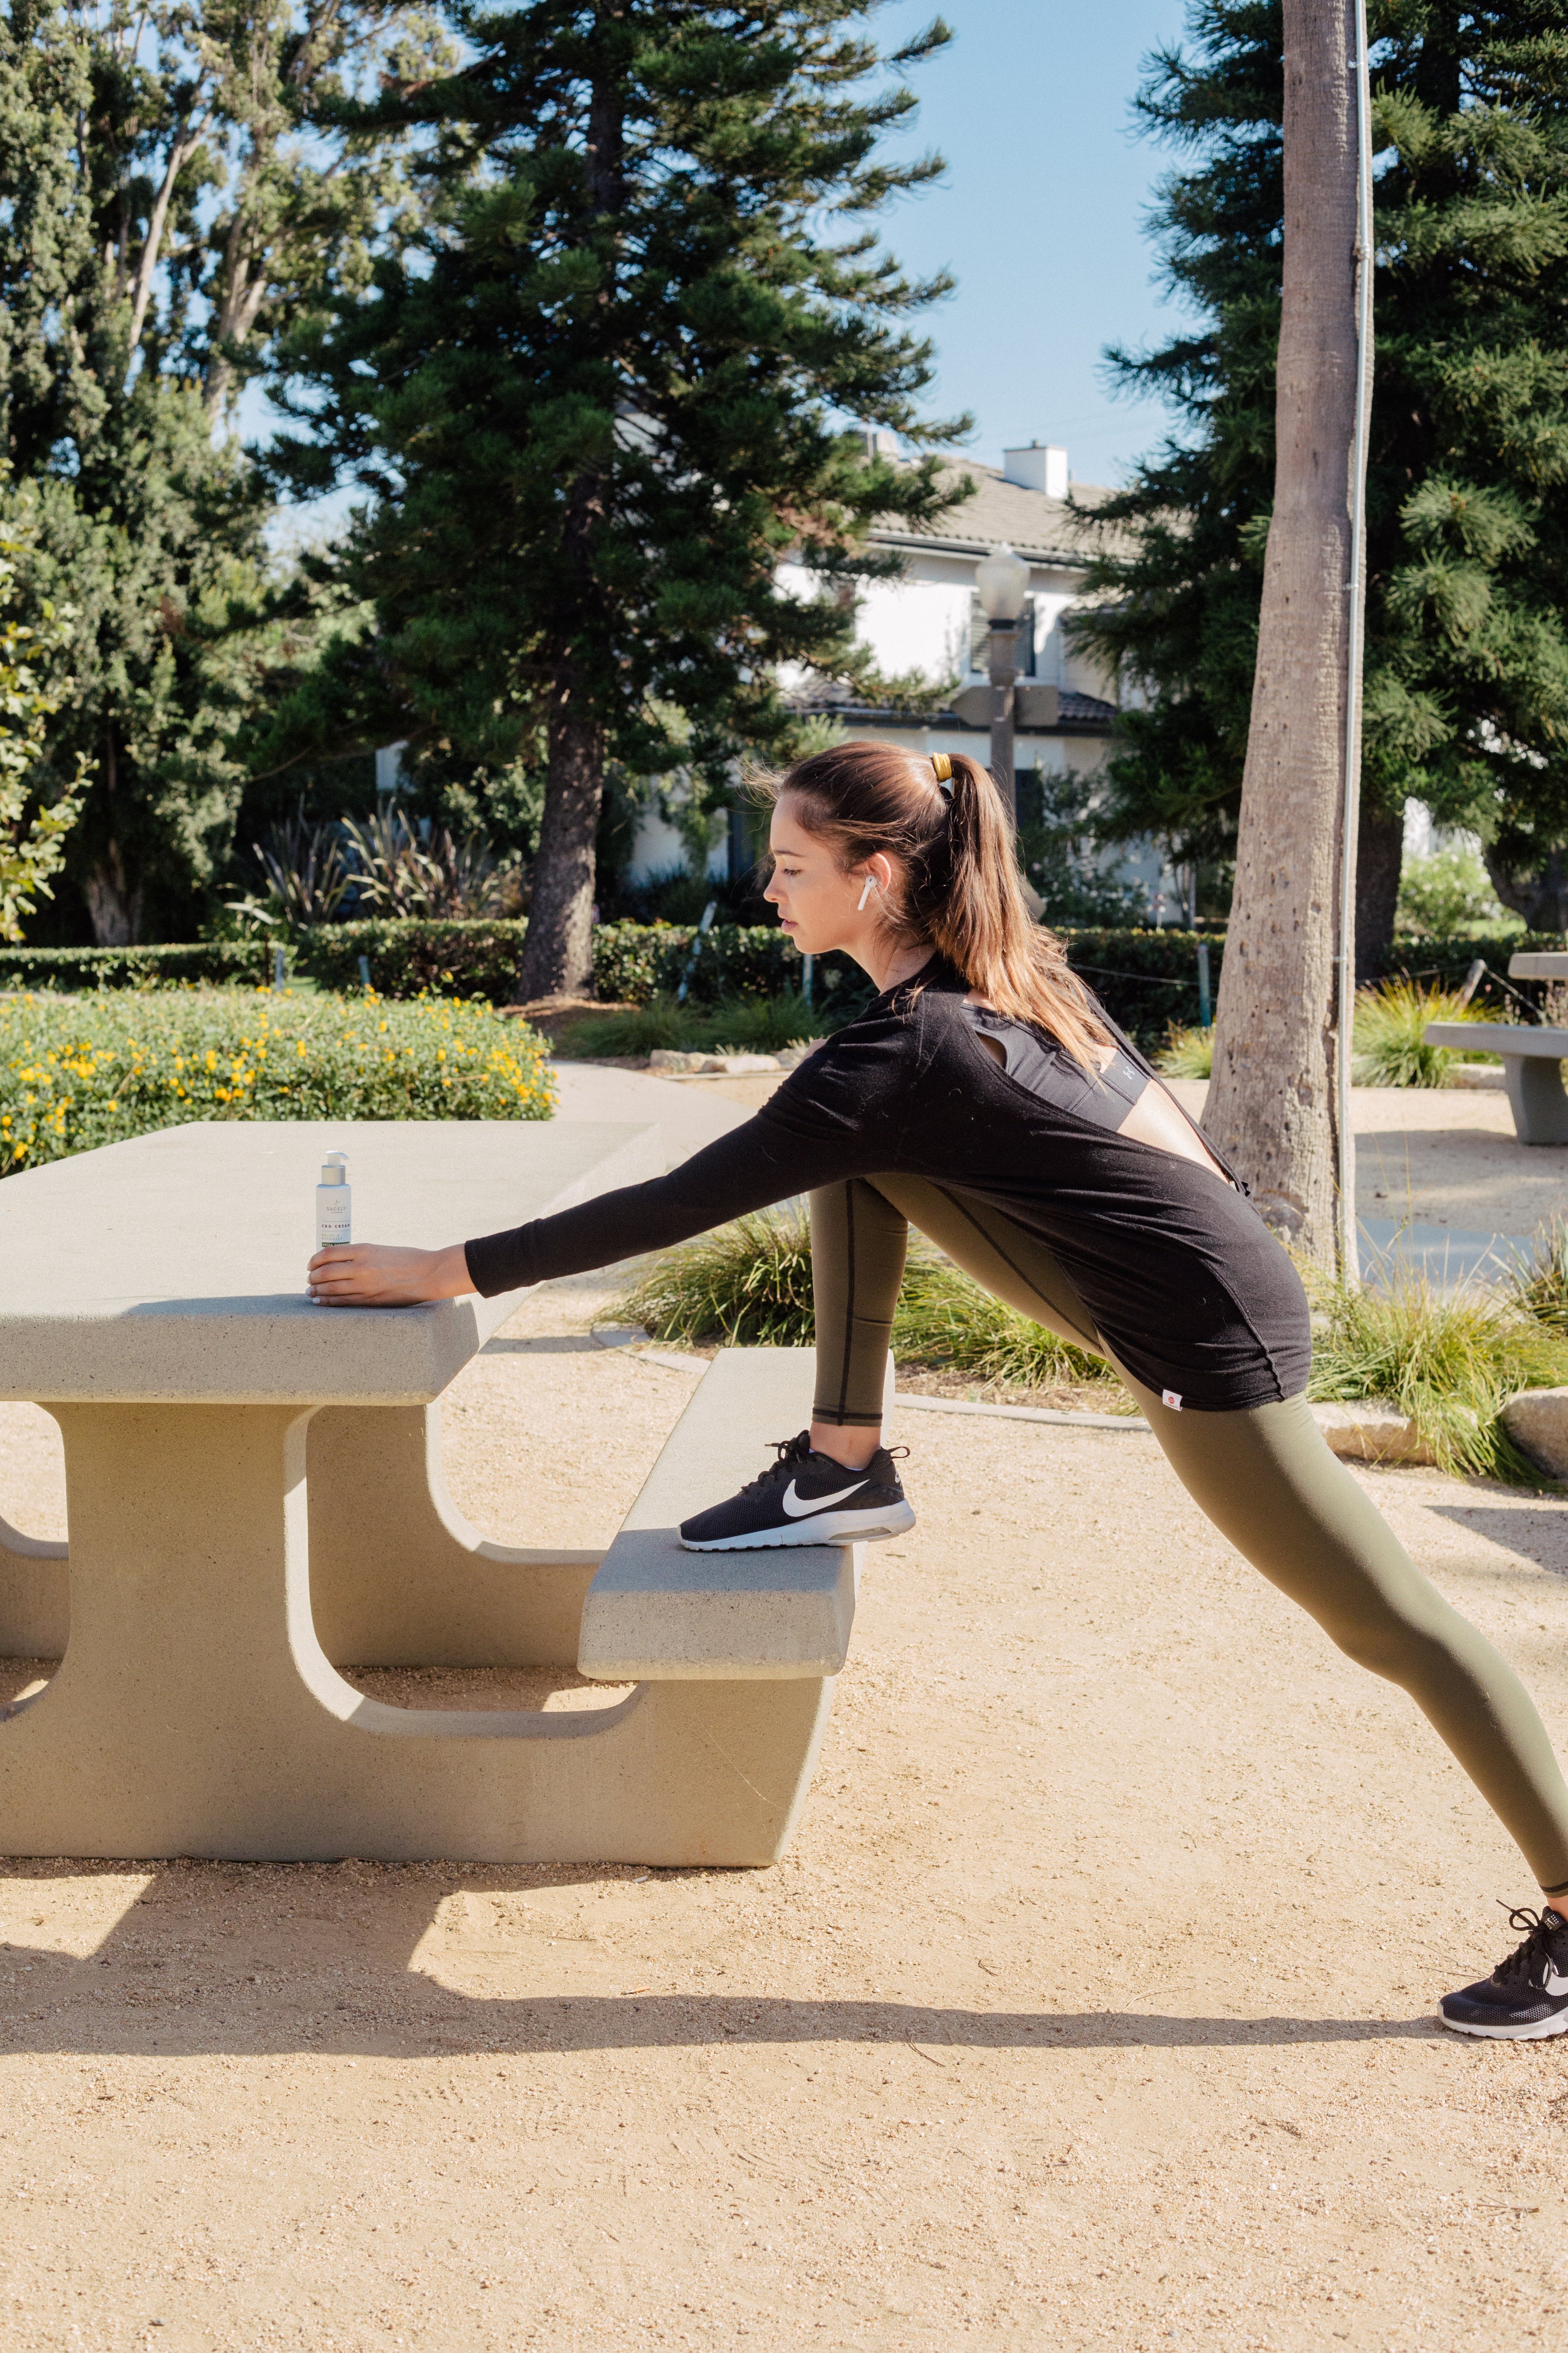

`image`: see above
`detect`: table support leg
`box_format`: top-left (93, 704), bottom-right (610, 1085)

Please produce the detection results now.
top-left (0, 1403), bottom-right (833, 1864)
top-left (306, 1404), bottom-right (601, 1668)
top-left (1504, 1053), bottom-right (1568, 1145)
top-left (0, 1402), bottom-right (604, 1671)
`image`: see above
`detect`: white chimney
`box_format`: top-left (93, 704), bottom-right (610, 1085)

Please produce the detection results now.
top-left (1003, 442), bottom-right (1068, 499)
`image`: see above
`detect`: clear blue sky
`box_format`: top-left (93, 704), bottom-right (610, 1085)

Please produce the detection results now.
top-left (872, 0), bottom-right (1198, 485)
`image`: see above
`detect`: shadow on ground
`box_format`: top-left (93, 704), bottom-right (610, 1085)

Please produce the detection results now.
top-left (0, 1862), bottom-right (1443, 2062)
top-left (1429, 1502), bottom-right (1568, 1573)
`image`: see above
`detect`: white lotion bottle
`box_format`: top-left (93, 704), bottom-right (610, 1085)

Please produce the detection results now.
top-left (315, 1153), bottom-right (351, 1250)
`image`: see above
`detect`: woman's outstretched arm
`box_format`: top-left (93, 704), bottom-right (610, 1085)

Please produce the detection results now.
top-left (306, 1037), bottom-right (908, 1308)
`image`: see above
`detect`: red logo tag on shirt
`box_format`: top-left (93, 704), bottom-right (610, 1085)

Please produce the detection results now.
top-left (1161, 1389), bottom-right (1183, 1411)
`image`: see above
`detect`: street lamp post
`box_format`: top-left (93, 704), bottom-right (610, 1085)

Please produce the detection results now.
top-left (974, 542), bottom-right (1031, 823)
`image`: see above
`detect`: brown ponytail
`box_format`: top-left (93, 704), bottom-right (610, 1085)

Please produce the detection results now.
top-left (755, 741), bottom-right (1110, 1071)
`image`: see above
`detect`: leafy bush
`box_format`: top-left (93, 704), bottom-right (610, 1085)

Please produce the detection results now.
top-left (620, 1205), bottom-right (1119, 1397)
top-left (1306, 1264), bottom-right (1568, 1482)
top-left (1351, 976), bottom-right (1490, 1087)
top-left (566, 992), bottom-right (823, 1059)
top-left (0, 988), bottom-right (555, 1174)
top-left (0, 940), bottom-right (272, 991)
top-left (1397, 846), bottom-right (1515, 938)
top-left (1155, 1022), bottom-right (1215, 1079)
top-left (300, 919), bottom-right (530, 1001)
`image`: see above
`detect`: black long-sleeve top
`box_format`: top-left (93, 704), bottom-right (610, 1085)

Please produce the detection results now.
top-left (464, 960), bottom-right (1312, 1412)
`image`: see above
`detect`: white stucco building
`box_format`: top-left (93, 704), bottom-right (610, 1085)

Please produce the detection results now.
top-left (628, 440), bottom-right (1183, 916)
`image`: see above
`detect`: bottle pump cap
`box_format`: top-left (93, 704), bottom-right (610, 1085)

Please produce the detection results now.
top-left (319, 1161), bottom-right (345, 1186)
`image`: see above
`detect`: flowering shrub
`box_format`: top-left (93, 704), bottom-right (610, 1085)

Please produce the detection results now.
top-left (0, 988), bottom-right (556, 1175)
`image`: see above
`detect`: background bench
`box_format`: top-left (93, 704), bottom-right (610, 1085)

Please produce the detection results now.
top-left (1423, 1020), bottom-right (1568, 1144)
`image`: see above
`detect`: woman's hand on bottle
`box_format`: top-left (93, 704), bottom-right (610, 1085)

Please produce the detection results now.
top-left (307, 1241), bottom-right (474, 1308)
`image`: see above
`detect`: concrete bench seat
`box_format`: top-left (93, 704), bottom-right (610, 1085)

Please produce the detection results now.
top-left (579, 1347), bottom-right (858, 1682)
top-left (1424, 1021), bottom-right (1568, 1144)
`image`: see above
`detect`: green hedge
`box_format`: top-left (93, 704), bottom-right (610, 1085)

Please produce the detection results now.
top-left (300, 919), bottom-right (530, 1001)
top-left (0, 940), bottom-right (273, 991)
top-left (1, 988), bottom-right (555, 1175)
top-left (297, 916), bottom-right (831, 1008)
top-left (1056, 929), bottom-right (1223, 1040)
top-left (1059, 928), bottom-right (1568, 1040)
top-left (8, 920), bottom-right (1560, 1043)
top-left (1375, 931), bottom-right (1564, 1015)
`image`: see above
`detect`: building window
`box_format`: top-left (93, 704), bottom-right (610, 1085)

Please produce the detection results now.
top-left (969, 595), bottom-right (1036, 677)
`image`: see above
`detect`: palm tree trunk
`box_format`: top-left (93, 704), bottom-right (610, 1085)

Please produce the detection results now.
top-left (1203, 0), bottom-right (1362, 1266)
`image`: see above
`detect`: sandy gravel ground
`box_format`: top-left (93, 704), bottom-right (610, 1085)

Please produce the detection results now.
top-left (7, 1276), bottom-right (1568, 2349)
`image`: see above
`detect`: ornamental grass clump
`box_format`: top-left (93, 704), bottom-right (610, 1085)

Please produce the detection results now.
top-left (621, 1204), bottom-right (1123, 1401)
top-left (1305, 1262), bottom-right (1568, 1482)
top-left (1351, 976), bottom-right (1491, 1088)
top-left (621, 1204), bottom-right (817, 1346)
top-left (1155, 1022), bottom-right (1215, 1079)
top-left (0, 987), bottom-right (555, 1174)
top-left (1507, 1217), bottom-right (1568, 1335)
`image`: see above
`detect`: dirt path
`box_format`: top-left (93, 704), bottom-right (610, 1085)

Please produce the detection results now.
top-left (5, 1273), bottom-right (1568, 2349)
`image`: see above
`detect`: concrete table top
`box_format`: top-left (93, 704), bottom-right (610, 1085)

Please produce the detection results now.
top-left (0, 1117), bottom-right (662, 1405)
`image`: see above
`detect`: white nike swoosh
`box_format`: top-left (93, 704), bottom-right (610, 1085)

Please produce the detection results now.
top-left (1544, 1966), bottom-right (1568, 1994)
top-left (782, 1476), bottom-right (868, 1519)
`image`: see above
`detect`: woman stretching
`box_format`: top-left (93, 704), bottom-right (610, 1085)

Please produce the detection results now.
top-left (310, 742), bottom-right (1568, 2040)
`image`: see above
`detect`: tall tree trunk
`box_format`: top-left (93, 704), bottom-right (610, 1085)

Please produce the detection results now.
top-left (1484, 843), bottom-right (1568, 933)
top-left (513, 15), bottom-right (624, 1001)
top-left (515, 652), bottom-right (605, 998)
top-left (84, 847), bottom-right (141, 945)
top-left (83, 736), bottom-right (141, 944)
top-left (1355, 799), bottom-right (1404, 982)
top-left (1203, 0), bottom-right (1363, 1266)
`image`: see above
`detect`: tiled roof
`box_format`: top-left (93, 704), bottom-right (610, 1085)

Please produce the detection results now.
top-left (781, 682), bottom-right (1116, 737)
top-left (869, 462), bottom-right (1131, 568)
top-left (1059, 689), bottom-right (1116, 727)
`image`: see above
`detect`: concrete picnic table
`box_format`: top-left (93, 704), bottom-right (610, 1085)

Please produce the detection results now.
top-left (1425, 950), bottom-right (1568, 1144)
top-left (0, 1120), bottom-right (856, 1865)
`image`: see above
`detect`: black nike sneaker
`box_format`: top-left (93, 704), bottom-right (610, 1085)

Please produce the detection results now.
top-left (679, 1431), bottom-right (915, 1552)
top-left (1439, 1904), bottom-right (1568, 2039)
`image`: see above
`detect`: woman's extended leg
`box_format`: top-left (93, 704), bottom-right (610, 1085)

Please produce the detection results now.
top-left (1120, 1376), bottom-right (1568, 1896)
top-left (816, 1174), bottom-right (1568, 1895)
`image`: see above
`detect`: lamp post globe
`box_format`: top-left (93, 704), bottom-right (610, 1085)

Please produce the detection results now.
top-left (975, 543), bottom-right (1030, 622)
top-left (974, 543), bottom-right (1030, 822)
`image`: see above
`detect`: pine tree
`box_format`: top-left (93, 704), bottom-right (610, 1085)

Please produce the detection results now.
top-left (0, 0), bottom-right (447, 940)
top-left (267, 1), bottom-right (966, 997)
top-left (1074, 0), bottom-right (1568, 967)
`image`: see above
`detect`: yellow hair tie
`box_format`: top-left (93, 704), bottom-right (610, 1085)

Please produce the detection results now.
top-left (930, 752), bottom-right (953, 786)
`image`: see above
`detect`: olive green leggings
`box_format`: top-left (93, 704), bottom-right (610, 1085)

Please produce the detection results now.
top-left (810, 1174), bottom-right (1568, 1895)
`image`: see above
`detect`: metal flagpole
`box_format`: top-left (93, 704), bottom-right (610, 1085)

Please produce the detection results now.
top-left (1336, 0), bottom-right (1374, 1286)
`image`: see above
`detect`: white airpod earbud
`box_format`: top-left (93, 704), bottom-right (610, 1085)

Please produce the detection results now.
top-left (856, 875), bottom-right (876, 912)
